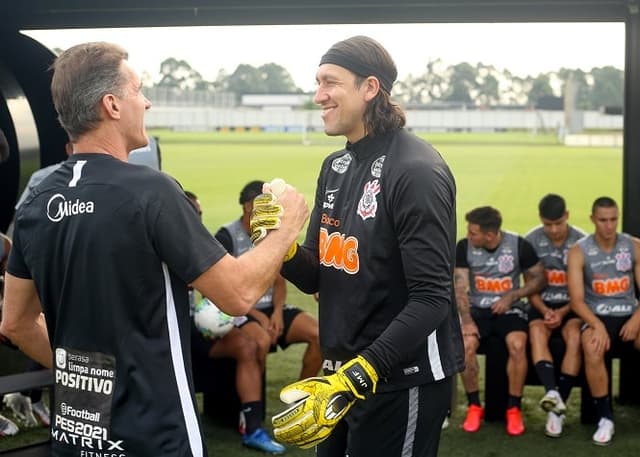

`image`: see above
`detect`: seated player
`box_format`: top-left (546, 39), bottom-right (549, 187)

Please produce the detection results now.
top-left (568, 196), bottom-right (640, 446)
top-left (214, 181), bottom-right (322, 380)
top-left (186, 190), bottom-right (284, 454)
top-left (455, 206), bottom-right (545, 436)
top-left (525, 194), bottom-right (585, 437)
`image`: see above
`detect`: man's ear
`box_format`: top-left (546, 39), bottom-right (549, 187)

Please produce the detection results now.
top-left (242, 201), bottom-right (254, 215)
top-left (363, 76), bottom-right (380, 102)
top-left (485, 230), bottom-right (498, 243)
top-left (101, 94), bottom-right (121, 120)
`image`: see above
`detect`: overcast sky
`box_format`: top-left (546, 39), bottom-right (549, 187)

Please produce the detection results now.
top-left (25, 22), bottom-right (625, 92)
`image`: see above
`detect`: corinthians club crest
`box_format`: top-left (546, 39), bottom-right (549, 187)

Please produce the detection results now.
top-left (615, 250), bottom-right (632, 272)
top-left (357, 180), bottom-right (381, 220)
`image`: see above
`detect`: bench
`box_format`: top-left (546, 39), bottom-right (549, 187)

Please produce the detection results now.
top-left (0, 346), bottom-right (52, 456)
top-left (478, 333), bottom-right (640, 423)
top-left (0, 346), bottom-right (244, 454)
top-left (193, 357), bottom-right (242, 428)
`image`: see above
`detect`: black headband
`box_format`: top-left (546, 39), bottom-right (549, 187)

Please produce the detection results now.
top-left (320, 49), bottom-right (394, 94)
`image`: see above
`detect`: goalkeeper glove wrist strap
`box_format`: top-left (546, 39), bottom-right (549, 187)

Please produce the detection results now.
top-left (284, 243), bottom-right (298, 262)
top-left (339, 355), bottom-right (379, 398)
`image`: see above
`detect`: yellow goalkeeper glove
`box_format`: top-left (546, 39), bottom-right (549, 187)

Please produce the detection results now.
top-left (271, 355), bottom-right (378, 449)
top-left (250, 192), bottom-right (284, 245)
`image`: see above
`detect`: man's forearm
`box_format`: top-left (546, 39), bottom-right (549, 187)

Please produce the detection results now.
top-left (15, 326), bottom-right (52, 368)
top-left (456, 294), bottom-right (472, 321)
top-left (1, 316), bottom-right (52, 368)
top-left (528, 294), bottom-right (548, 314)
top-left (516, 264), bottom-right (546, 300)
top-left (570, 301), bottom-right (601, 329)
top-left (454, 269), bottom-right (471, 322)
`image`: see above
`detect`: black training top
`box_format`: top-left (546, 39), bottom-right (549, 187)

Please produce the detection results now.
top-left (8, 153), bottom-right (226, 457)
top-left (282, 129), bottom-right (465, 391)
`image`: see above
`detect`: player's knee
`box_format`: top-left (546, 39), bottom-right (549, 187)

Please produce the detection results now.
top-left (235, 336), bottom-right (259, 361)
top-left (292, 314), bottom-right (320, 343)
top-left (305, 329), bottom-right (320, 347)
top-left (582, 344), bottom-right (604, 363)
top-left (563, 328), bottom-right (581, 351)
top-left (256, 333), bottom-right (271, 355)
top-left (463, 342), bottom-right (478, 361)
top-left (506, 336), bottom-right (527, 357)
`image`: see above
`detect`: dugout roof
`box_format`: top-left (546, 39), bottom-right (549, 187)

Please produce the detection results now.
top-left (0, 0), bottom-right (639, 233)
top-left (0, 1), bottom-right (634, 28)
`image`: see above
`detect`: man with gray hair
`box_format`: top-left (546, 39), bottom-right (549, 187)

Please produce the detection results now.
top-left (1, 42), bottom-right (308, 457)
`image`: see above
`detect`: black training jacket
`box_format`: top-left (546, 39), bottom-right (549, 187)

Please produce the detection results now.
top-left (283, 129), bottom-right (465, 392)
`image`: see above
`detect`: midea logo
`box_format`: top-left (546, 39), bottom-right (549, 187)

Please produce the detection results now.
top-left (46, 193), bottom-right (95, 222)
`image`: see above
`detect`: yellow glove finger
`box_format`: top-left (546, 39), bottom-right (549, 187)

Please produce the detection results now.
top-left (284, 422), bottom-right (332, 449)
top-left (252, 193), bottom-right (283, 214)
top-left (250, 193), bottom-right (284, 245)
top-left (249, 217), bottom-right (282, 243)
top-left (252, 204), bottom-right (283, 218)
top-left (250, 226), bottom-right (267, 245)
top-left (250, 215), bottom-right (282, 231)
top-left (272, 399), bottom-right (332, 448)
top-left (272, 394), bottom-right (309, 429)
top-left (279, 377), bottom-right (326, 404)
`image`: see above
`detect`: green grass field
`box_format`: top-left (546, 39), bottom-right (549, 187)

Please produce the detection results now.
top-left (157, 129), bottom-right (622, 240)
top-left (1, 130), bottom-right (635, 456)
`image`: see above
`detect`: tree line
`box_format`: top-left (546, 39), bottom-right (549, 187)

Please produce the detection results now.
top-left (150, 57), bottom-right (623, 110)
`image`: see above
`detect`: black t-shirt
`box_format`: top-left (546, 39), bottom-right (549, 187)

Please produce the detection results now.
top-left (213, 226), bottom-right (234, 253)
top-left (9, 153), bottom-right (225, 457)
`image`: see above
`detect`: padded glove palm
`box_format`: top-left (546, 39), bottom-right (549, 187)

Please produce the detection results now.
top-left (272, 355), bottom-right (378, 449)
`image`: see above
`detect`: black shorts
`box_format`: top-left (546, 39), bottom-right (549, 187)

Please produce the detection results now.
top-left (528, 301), bottom-right (577, 324)
top-left (243, 305), bottom-right (303, 350)
top-left (317, 378), bottom-right (453, 457)
top-left (471, 307), bottom-right (528, 340)
top-left (582, 315), bottom-right (638, 356)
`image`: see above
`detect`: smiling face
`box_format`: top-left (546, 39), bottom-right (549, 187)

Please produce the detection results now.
top-left (313, 64), bottom-right (369, 143)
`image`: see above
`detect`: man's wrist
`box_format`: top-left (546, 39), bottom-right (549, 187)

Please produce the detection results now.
top-left (459, 312), bottom-right (473, 325)
top-left (339, 355), bottom-right (379, 398)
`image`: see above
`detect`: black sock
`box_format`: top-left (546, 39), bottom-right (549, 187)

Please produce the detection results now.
top-left (593, 395), bottom-right (613, 421)
top-left (467, 391), bottom-right (481, 407)
top-left (558, 373), bottom-right (577, 402)
top-left (508, 395), bottom-right (522, 409)
top-left (241, 401), bottom-right (263, 435)
top-left (535, 360), bottom-right (557, 392)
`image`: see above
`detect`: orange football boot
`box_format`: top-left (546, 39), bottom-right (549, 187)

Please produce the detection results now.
top-left (462, 404), bottom-right (484, 433)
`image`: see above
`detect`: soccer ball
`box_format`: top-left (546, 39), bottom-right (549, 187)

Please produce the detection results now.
top-left (193, 298), bottom-right (234, 339)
